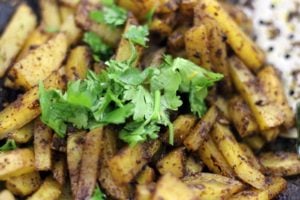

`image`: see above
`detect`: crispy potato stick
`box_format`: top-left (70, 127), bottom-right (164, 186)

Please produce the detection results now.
top-left (229, 56), bottom-right (284, 131)
top-left (6, 171), bottom-right (41, 196)
top-left (152, 173), bottom-right (197, 200)
top-left (108, 140), bottom-right (161, 184)
top-left (52, 154), bottom-right (67, 186)
top-left (0, 3), bottom-right (37, 77)
top-left (7, 33), bottom-right (67, 90)
top-left (156, 147), bottom-right (186, 178)
top-left (183, 173), bottom-right (244, 199)
top-left (60, 15), bottom-right (82, 45)
top-left (184, 106), bottom-right (218, 151)
top-left (258, 66), bottom-right (295, 129)
top-left (228, 96), bottom-right (259, 137)
top-left (65, 46), bottom-right (90, 81)
top-left (230, 189), bottom-right (268, 200)
top-left (8, 122), bottom-right (34, 144)
top-left (99, 127), bottom-right (132, 199)
top-left (0, 70), bottom-right (65, 139)
top-left (40, 0), bottom-right (61, 32)
top-left (198, 135), bottom-right (235, 177)
top-left (67, 132), bottom-right (85, 196)
top-left (34, 119), bottom-right (53, 171)
top-left (259, 152), bottom-right (300, 177)
top-left (59, 5), bottom-right (75, 22)
top-left (184, 25), bottom-right (212, 70)
top-left (27, 177), bottom-right (61, 200)
top-left (198, 0), bottom-right (265, 70)
top-left (75, 128), bottom-right (103, 200)
top-left (212, 123), bottom-right (266, 189)
top-left (0, 148), bottom-right (35, 180)
top-left (239, 143), bottom-right (264, 172)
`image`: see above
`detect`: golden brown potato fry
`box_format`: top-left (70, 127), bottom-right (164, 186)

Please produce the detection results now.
top-left (163, 114), bottom-right (197, 145)
top-left (99, 127), bottom-right (132, 199)
top-left (59, 0), bottom-right (80, 8)
top-left (59, 5), bottom-right (75, 22)
top-left (0, 70), bottom-right (65, 139)
top-left (136, 166), bottom-right (156, 184)
top-left (0, 148), bottom-right (35, 180)
top-left (135, 183), bottom-right (155, 200)
top-left (184, 25), bottom-right (212, 70)
top-left (183, 173), bottom-right (244, 199)
top-left (259, 152), bottom-right (300, 177)
top-left (76, 0), bottom-right (122, 47)
top-left (67, 131), bottom-right (85, 196)
top-left (16, 27), bottom-right (50, 61)
top-left (156, 147), bottom-right (186, 178)
top-left (0, 190), bottom-right (15, 200)
top-left (116, 14), bottom-right (144, 65)
top-left (117, 0), bottom-right (156, 20)
top-left (185, 156), bottom-right (203, 176)
top-left (108, 140), bottom-right (161, 184)
top-left (51, 134), bottom-right (67, 153)
top-left (65, 46), bottom-right (90, 81)
top-left (8, 122), bottom-right (34, 144)
top-left (221, 2), bottom-right (254, 36)
top-left (6, 171), bottom-right (41, 196)
top-left (198, 135), bottom-right (235, 177)
top-left (60, 15), bottom-right (82, 45)
top-left (150, 14), bottom-right (176, 36)
top-left (243, 135), bottom-right (266, 152)
top-left (198, 0), bottom-right (265, 70)
top-left (40, 0), bottom-right (61, 32)
top-left (179, 0), bottom-right (198, 19)
top-left (53, 154), bottom-right (67, 186)
top-left (258, 66), bottom-right (295, 129)
top-left (27, 177), bottom-right (61, 200)
top-left (152, 173), bottom-right (197, 200)
top-left (231, 177), bottom-right (286, 200)
top-left (0, 3), bottom-right (37, 77)
top-left (75, 128), bottom-right (103, 200)
top-left (212, 123), bottom-right (266, 189)
top-left (228, 96), bottom-right (259, 137)
top-left (211, 96), bottom-right (230, 120)
top-left (239, 143), bottom-right (264, 172)
top-left (34, 119), bottom-right (53, 171)
top-left (229, 56), bottom-right (284, 131)
top-left (184, 106), bottom-right (218, 151)
top-left (7, 33), bottom-right (67, 90)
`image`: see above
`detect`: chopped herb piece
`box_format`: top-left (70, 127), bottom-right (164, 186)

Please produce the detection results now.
top-left (0, 139), bottom-right (17, 151)
top-left (91, 185), bottom-right (106, 200)
top-left (123, 25), bottom-right (149, 47)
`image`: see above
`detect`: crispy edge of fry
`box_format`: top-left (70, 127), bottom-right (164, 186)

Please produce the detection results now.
top-left (0, 3), bottom-right (37, 77)
top-left (184, 106), bottom-right (218, 151)
top-left (211, 123), bottom-right (266, 189)
top-left (75, 128), bottom-right (103, 200)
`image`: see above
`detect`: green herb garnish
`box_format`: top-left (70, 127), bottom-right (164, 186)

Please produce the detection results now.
top-left (91, 185), bottom-right (106, 200)
top-left (0, 139), bottom-right (17, 151)
top-left (123, 25), bottom-right (149, 47)
top-left (83, 32), bottom-right (113, 61)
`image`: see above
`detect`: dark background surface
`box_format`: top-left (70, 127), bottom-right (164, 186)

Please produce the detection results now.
top-left (0, 0), bottom-right (299, 199)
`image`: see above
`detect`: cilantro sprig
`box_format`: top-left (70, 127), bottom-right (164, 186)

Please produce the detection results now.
top-left (91, 185), bottom-right (106, 200)
top-left (89, 0), bottom-right (127, 28)
top-left (0, 139), bottom-right (17, 151)
top-left (123, 25), bottom-right (149, 47)
top-left (39, 48), bottom-right (223, 145)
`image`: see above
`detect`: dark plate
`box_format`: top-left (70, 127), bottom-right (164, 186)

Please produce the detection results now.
top-left (0, 0), bottom-right (299, 199)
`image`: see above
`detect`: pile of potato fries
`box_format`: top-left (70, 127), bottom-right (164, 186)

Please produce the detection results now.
top-left (0, 0), bottom-right (299, 199)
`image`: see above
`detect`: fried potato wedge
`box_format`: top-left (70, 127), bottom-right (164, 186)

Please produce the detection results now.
top-left (27, 177), bottom-right (61, 200)
top-left (8, 122), bottom-right (34, 144)
top-left (183, 173), bottom-right (244, 199)
top-left (212, 123), bottom-right (266, 189)
top-left (0, 148), bottom-right (35, 180)
top-left (40, 0), bottom-right (61, 32)
top-left (6, 171), bottom-right (41, 196)
top-left (259, 152), bottom-right (300, 177)
top-left (0, 3), bottom-right (37, 77)
top-left (243, 135), bottom-right (266, 151)
top-left (185, 156), bottom-right (203, 176)
top-left (136, 166), bottom-right (156, 184)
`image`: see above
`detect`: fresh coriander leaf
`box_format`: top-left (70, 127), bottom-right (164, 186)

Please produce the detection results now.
top-left (91, 185), bottom-right (106, 200)
top-left (89, 4), bottom-right (127, 27)
top-left (83, 32), bottom-right (113, 61)
top-left (123, 25), bottom-right (149, 47)
top-left (101, 0), bottom-right (114, 6)
top-left (0, 139), bottom-right (17, 151)
top-left (145, 7), bottom-right (156, 25)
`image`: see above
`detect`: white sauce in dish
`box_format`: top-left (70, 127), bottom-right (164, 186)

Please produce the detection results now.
top-left (240, 0), bottom-right (300, 137)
